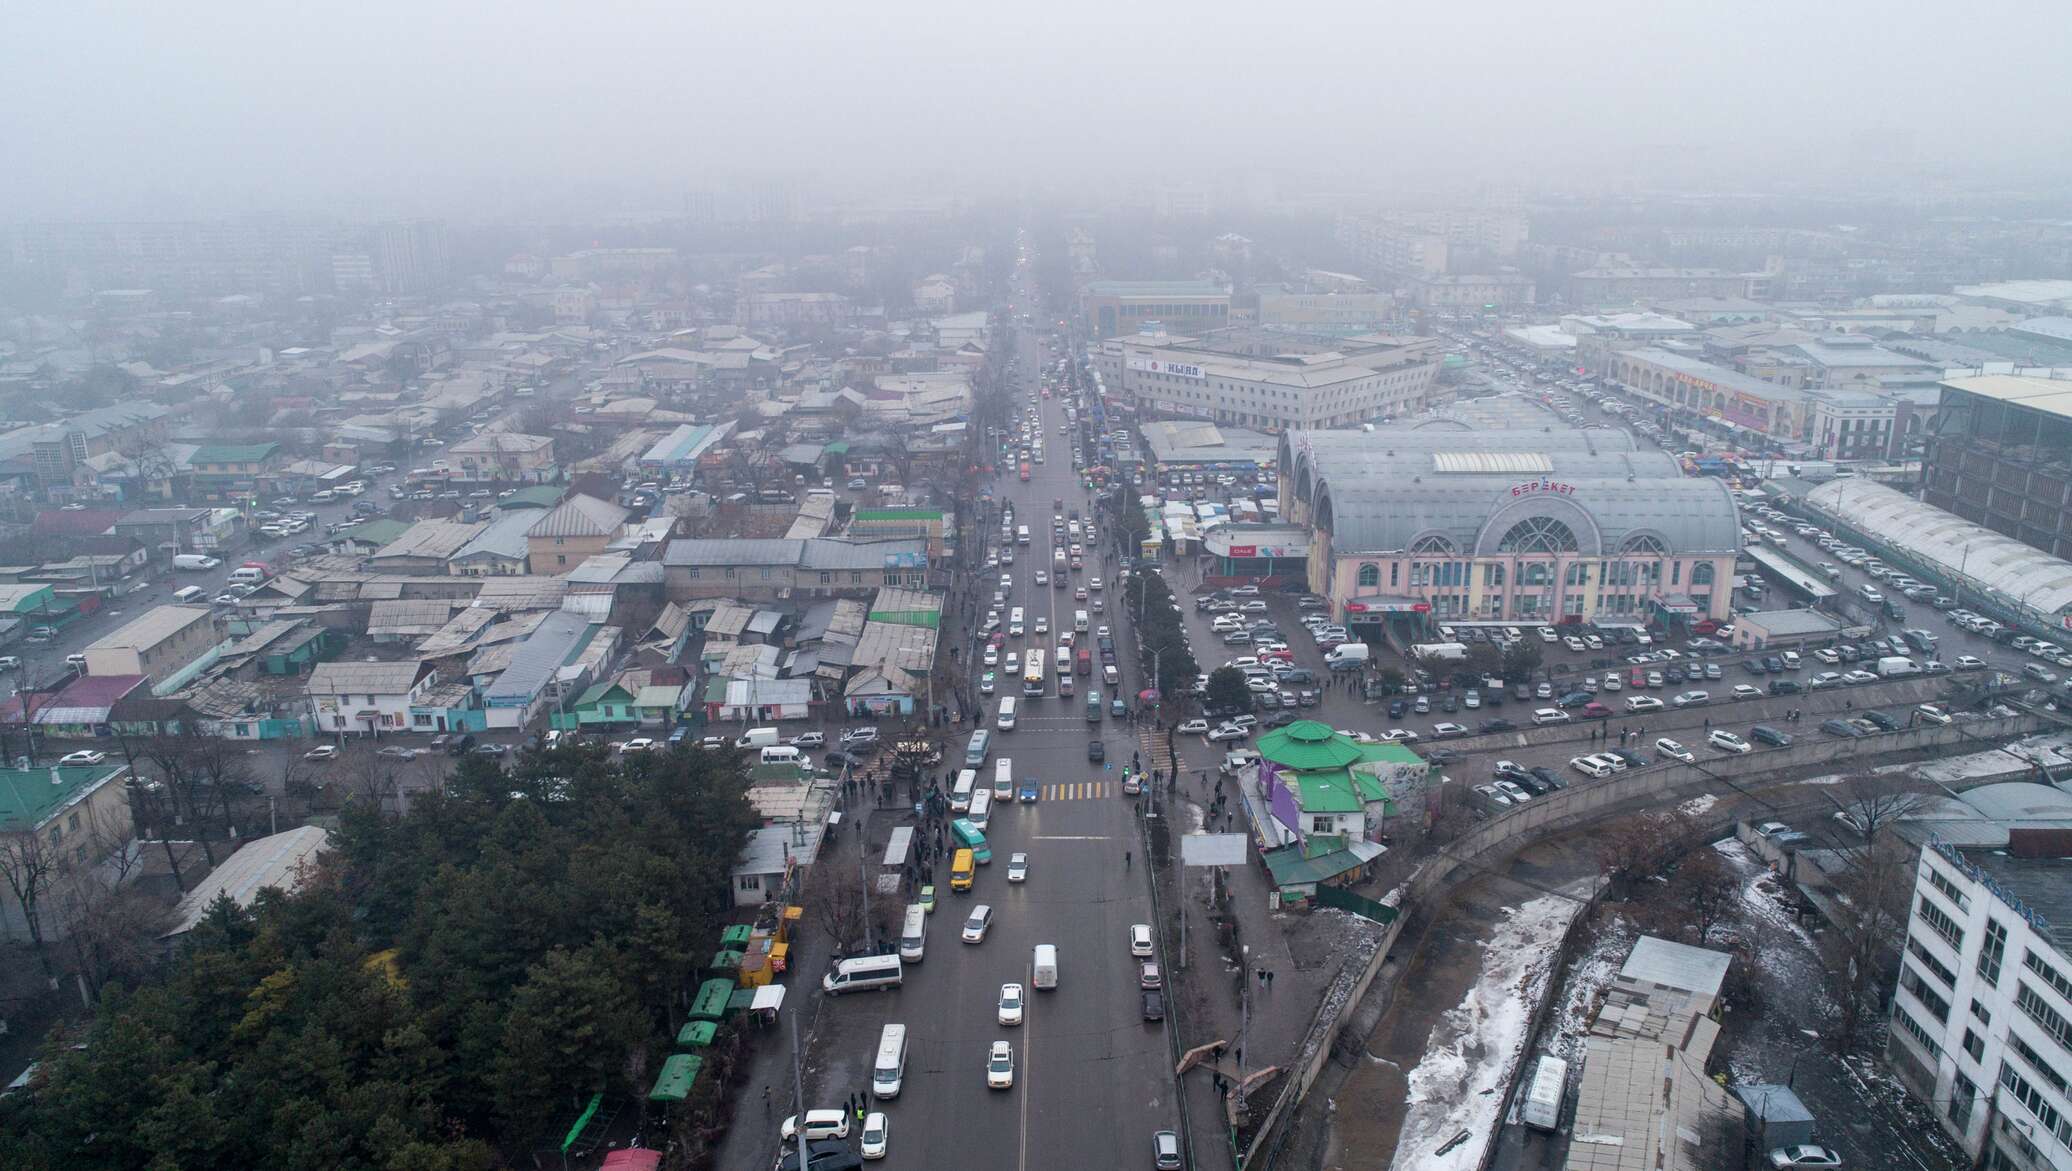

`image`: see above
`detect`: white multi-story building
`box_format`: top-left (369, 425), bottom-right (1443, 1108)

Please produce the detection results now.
top-left (1886, 832), bottom-right (2072, 1170)
top-left (1097, 327), bottom-right (1443, 431)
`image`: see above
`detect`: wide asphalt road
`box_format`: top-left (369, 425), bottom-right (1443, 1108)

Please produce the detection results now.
top-left (792, 301), bottom-right (1177, 1170)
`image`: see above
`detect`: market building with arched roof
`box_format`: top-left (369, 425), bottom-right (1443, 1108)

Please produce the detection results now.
top-left (1278, 428), bottom-right (1743, 633)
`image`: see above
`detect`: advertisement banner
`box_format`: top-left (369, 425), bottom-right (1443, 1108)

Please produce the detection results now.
top-left (1127, 356), bottom-right (1206, 380)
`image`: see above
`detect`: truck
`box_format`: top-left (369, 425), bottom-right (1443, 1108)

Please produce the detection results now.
top-left (172, 554), bottom-right (221, 571)
top-left (1519, 1055), bottom-right (1569, 1131)
top-left (735, 726), bottom-right (781, 749)
top-left (1324, 642), bottom-right (1371, 671)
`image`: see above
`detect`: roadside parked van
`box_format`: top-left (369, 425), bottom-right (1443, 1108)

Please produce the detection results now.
top-left (898, 904), bottom-right (927, 962)
top-left (822, 954), bottom-right (904, 995)
top-left (173, 586), bottom-right (207, 604)
top-left (760, 746), bottom-right (802, 766)
top-left (1520, 1055), bottom-right (1569, 1131)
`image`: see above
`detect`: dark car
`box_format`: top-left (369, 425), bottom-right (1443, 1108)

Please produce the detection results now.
top-left (1279, 668), bottom-right (1318, 686)
top-left (1440, 694), bottom-right (1459, 713)
top-left (1558, 690), bottom-right (1593, 708)
top-left (1513, 684), bottom-right (1533, 702)
top-left (1742, 659), bottom-right (1769, 676)
top-left (1296, 689), bottom-right (1321, 707)
top-left (1264, 711), bottom-right (1299, 728)
top-left (1763, 656), bottom-right (1786, 674)
top-left (824, 749), bottom-right (868, 770)
top-left (446, 733), bottom-right (477, 755)
top-left (1388, 699), bottom-right (1408, 718)
top-left (1088, 740), bottom-right (1105, 762)
top-left (1608, 748), bottom-right (1649, 768)
top-left (1821, 718), bottom-right (1865, 738)
top-left (472, 742), bottom-right (508, 757)
top-left (1511, 773), bottom-right (1550, 797)
top-left (777, 1139), bottom-right (862, 1171)
top-left (1142, 989), bottom-right (1166, 1021)
top-left (1750, 725), bottom-right (1792, 747)
top-left (1663, 666), bottom-right (1687, 685)
top-left (1479, 718), bottom-right (1516, 734)
top-left (1769, 679), bottom-right (1802, 695)
top-left (1527, 765), bottom-right (1565, 791)
top-left (1860, 710), bottom-right (1900, 732)
top-left (1424, 748), bottom-right (1463, 766)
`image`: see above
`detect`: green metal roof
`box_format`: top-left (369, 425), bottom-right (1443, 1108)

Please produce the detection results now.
top-left (689, 978), bottom-right (735, 1021)
top-left (822, 440), bottom-right (850, 455)
top-left (0, 763), bottom-right (123, 832)
top-left (868, 609), bottom-right (940, 629)
top-left (1293, 774), bottom-right (1361, 814)
top-left (190, 442), bottom-right (278, 464)
top-left (1355, 742), bottom-right (1425, 766)
top-left (495, 485), bottom-right (565, 510)
top-left (573, 681), bottom-right (632, 707)
top-left (676, 1019), bottom-right (719, 1048)
top-left (1257, 720), bottom-right (1367, 770)
top-left (345, 518), bottom-right (412, 547)
top-left (648, 1053), bottom-right (703, 1102)
top-left (855, 509), bottom-right (944, 522)
top-left (1261, 841), bottom-right (1377, 888)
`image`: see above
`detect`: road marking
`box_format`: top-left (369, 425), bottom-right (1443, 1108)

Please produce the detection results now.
top-left (1028, 833), bottom-right (1111, 840)
top-left (1019, 953), bottom-right (1035, 1171)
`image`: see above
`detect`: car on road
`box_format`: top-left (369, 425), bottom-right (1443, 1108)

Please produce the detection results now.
top-left (823, 750), bottom-right (868, 770)
top-left (790, 731), bottom-right (825, 748)
top-left (375, 745), bottom-right (417, 759)
top-left (860, 1112), bottom-right (889, 1161)
top-left (58, 750), bottom-right (108, 766)
top-left (1130, 923), bottom-right (1154, 956)
top-left (1206, 724), bottom-right (1250, 742)
top-left (1672, 690), bottom-right (1709, 708)
top-left (781, 1110), bottom-right (851, 1142)
top-left (1766, 1145), bottom-right (1841, 1169)
top-left (841, 727), bottom-right (879, 746)
top-left (1532, 707), bottom-right (1571, 725)
top-left (302, 744), bottom-right (339, 761)
top-left (1430, 722), bottom-right (1468, 738)
top-left (617, 737), bottom-right (656, 753)
top-left (987, 1041), bottom-right (1016, 1089)
top-left (1809, 671), bottom-right (1844, 689)
top-left (998, 982), bottom-right (1025, 1025)
top-left (961, 904), bottom-right (994, 943)
top-left (1708, 730), bottom-right (1752, 754)
top-left (1007, 853), bottom-right (1029, 882)
top-left (1841, 669), bottom-right (1880, 685)
top-left (1656, 738), bottom-right (1694, 762)
top-left (1954, 655), bottom-right (1986, 670)
top-left (1153, 1130), bottom-right (1183, 1170)
top-left (1625, 695), bottom-right (1665, 713)
top-left (1142, 988), bottom-right (1166, 1022)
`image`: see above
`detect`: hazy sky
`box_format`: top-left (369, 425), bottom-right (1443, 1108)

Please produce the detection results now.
top-left (7, 1), bottom-right (2069, 221)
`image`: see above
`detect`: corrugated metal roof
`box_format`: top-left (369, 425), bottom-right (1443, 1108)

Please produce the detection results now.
top-left (1430, 451), bottom-right (1553, 474)
top-left (1807, 478), bottom-right (2072, 618)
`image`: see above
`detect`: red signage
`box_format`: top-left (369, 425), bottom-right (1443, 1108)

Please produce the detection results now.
top-left (1510, 478), bottom-right (1577, 498)
top-left (1228, 545), bottom-right (1257, 558)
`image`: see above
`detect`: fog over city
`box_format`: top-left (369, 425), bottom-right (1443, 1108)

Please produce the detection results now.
top-left (7, 0), bottom-right (2070, 219)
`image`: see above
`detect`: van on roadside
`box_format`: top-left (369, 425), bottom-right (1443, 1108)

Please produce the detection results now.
top-left (822, 954), bottom-right (904, 996)
top-left (897, 905), bottom-right (927, 963)
top-left (872, 1024), bottom-right (908, 1099)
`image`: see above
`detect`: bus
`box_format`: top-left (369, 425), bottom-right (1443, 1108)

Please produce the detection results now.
top-left (951, 769), bottom-right (976, 812)
top-left (951, 818), bottom-right (992, 864)
top-left (968, 789), bottom-right (993, 831)
top-left (1022, 654), bottom-right (1046, 697)
top-left (1054, 646), bottom-right (1074, 697)
top-left (950, 848), bottom-right (975, 892)
top-left (993, 757), bottom-right (1014, 799)
top-left (1087, 689), bottom-right (1102, 722)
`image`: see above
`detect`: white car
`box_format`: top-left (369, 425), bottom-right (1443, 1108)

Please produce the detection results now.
top-left (860, 1112), bottom-right (889, 1160)
top-left (1034, 570), bottom-right (1048, 586)
top-left (1090, 578), bottom-right (1104, 592)
top-left (1563, 636), bottom-right (1586, 651)
top-left (781, 1110), bottom-right (851, 1142)
top-left (1625, 696), bottom-right (1665, 713)
top-left (1430, 722), bottom-right (1468, 737)
top-left (303, 745), bottom-right (339, 761)
top-left (979, 671), bottom-right (996, 695)
top-left (1731, 684), bottom-right (1765, 701)
top-left (1033, 617), bottom-right (1049, 634)
top-left (1709, 730), bottom-right (1752, 754)
top-left (961, 904), bottom-right (994, 943)
top-left (617, 738), bottom-right (656, 753)
top-left (998, 982), bottom-right (1025, 1026)
top-left (1672, 690), bottom-right (1710, 708)
top-left (1379, 728), bottom-right (1420, 743)
top-left (1206, 724), bottom-right (1250, 743)
top-left (983, 646), bottom-right (1000, 666)
top-left (1177, 718), bottom-right (1211, 735)
top-left (1954, 655), bottom-right (1986, 670)
top-left (1129, 923), bottom-right (1155, 956)
top-left (58, 750), bottom-right (108, 766)
top-left (987, 1040), bottom-right (1016, 1089)
top-left (1532, 708), bottom-right (1571, 725)
top-left (1007, 852), bottom-right (1028, 882)
top-left (1656, 738), bottom-right (1694, 763)
top-left (790, 732), bottom-right (826, 748)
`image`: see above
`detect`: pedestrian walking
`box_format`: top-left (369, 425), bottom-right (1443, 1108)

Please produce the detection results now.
top-left (763, 1085), bottom-right (772, 1116)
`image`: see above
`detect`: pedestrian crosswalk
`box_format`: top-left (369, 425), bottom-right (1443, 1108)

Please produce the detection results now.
top-left (1039, 781), bottom-right (1113, 801)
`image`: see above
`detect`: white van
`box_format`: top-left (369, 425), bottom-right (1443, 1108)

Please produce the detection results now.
top-left (1074, 609), bottom-right (1090, 633)
top-left (993, 758), bottom-right (1014, 800)
top-left (1520, 1055), bottom-right (1569, 1131)
top-left (172, 554), bottom-right (220, 571)
top-left (1032, 943), bottom-right (1059, 990)
top-left (872, 1024), bottom-right (909, 1099)
top-left (996, 697), bottom-right (1018, 731)
top-left (823, 954), bottom-right (904, 995)
top-left (1569, 755), bottom-right (1617, 778)
top-left (898, 905), bottom-right (927, 963)
top-left (951, 769), bottom-right (977, 811)
top-left (173, 586), bottom-right (207, 604)
top-left (228, 566), bottom-right (268, 585)
top-left (968, 789), bottom-right (993, 831)
top-left (1009, 606), bottom-right (1025, 635)
top-left (1017, 525), bottom-right (1031, 546)
top-left (759, 746), bottom-right (802, 766)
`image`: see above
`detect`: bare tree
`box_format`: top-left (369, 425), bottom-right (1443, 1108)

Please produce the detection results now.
top-left (54, 801), bottom-right (169, 1006)
top-left (1666, 846), bottom-right (1741, 945)
top-left (1819, 774), bottom-right (1924, 1048)
top-left (1597, 810), bottom-right (1694, 899)
top-left (805, 873), bottom-right (872, 956)
top-left (0, 828), bottom-right (58, 978)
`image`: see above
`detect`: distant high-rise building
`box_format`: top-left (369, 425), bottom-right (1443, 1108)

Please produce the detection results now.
top-left (373, 220), bottom-right (451, 295)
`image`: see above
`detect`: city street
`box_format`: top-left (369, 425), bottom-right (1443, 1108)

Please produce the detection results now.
top-left (774, 294), bottom-right (1178, 1170)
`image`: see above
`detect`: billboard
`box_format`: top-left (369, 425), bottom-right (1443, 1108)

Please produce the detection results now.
top-left (1127, 356), bottom-right (1206, 380)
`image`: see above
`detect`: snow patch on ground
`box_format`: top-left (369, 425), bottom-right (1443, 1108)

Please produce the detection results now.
top-left (1678, 793), bottom-right (1719, 818)
top-left (1547, 914), bottom-right (1637, 1064)
top-left (1789, 729), bottom-right (2072, 788)
top-left (1391, 893), bottom-right (1580, 1171)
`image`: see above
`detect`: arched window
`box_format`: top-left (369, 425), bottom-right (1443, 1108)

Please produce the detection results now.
top-left (1409, 534), bottom-right (1456, 556)
top-left (1357, 563), bottom-right (1380, 588)
top-left (1497, 516), bottom-right (1579, 555)
top-left (1619, 534), bottom-right (1666, 555)
top-left (1691, 562), bottom-right (1716, 585)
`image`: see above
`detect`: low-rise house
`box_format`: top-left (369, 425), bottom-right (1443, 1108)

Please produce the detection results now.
top-left (704, 676), bottom-right (815, 723)
top-left (0, 760), bottom-right (134, 944)
top-left (563, 680), bottom-right (639, 730)
top-left (526, 493), bottom-right (630, 572)
top-left (662, 537), bottom-right (931, 599)
top-left (186, 442), bottom-right (279, 499)
top-left (305, 660), bottom-right (436, 736)
top-left (112, 507), bottom-right (244, 557)
top-left (367, 519), bottom-right (487, 575)
top-left (83, 605), bottom-right (219, 689)
top-left (448, 432), bottom-right (556, 482)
